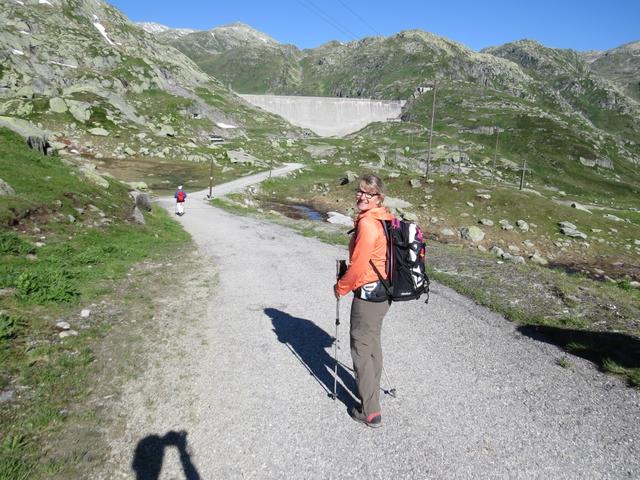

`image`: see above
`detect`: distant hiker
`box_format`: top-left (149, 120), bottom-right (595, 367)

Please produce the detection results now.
top-left (333, 173), bottom-right (394, 428)
top-left (174, 185), bottom-right (187, 216)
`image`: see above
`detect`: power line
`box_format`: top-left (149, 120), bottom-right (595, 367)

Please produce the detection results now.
top-left (295, 0), bottom-right (359, 42)
top-left (334, 0), bottom-right (381, 36)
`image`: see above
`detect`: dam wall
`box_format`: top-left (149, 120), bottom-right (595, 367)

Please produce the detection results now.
top-left (239, 94), bottom-right (405, 137)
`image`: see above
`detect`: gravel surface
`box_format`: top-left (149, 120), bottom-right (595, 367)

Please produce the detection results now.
top-left (101, 166), bottom-right (640, 479)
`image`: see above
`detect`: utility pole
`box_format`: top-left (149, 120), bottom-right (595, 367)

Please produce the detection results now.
top-left (492, 127), bottom-right (499, 186)
top-left (207, 155), bottom-right (214, 198)
top-left (425, 79), bottom-right (437, 180)
top-left (519, 158), bottom-right (527, 190)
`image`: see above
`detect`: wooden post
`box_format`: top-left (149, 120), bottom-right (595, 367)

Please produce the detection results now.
top-left (519, 158), bottom-right (527, 190)
top-left (208, 156), bottom-right (214, 198)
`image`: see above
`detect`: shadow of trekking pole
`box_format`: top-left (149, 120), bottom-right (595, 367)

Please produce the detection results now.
top-left (265, 307), bottom-right (359, 409)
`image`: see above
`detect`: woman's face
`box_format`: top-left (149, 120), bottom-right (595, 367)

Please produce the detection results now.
top-left (355, 182), bottom-right (381, 212)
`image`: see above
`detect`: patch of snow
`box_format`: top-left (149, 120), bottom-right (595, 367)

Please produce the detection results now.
top-left (19, 30), bottom-right (30, 35)
top-left (93, 21), bottom-right (115, 46)
top-left (216, 122), bottom-right (237, 129)
top-left (14, 0), bottom-right (25, 5)
top-left (39, 0), bottom-right (52, 5)
top-left (11, 49), bottom-right (24, 56)
top-left (49, 60), bottom-right (78, 69)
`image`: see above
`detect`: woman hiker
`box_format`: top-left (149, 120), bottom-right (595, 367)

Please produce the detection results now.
top-left (333, 173), bottom-right (394, 428)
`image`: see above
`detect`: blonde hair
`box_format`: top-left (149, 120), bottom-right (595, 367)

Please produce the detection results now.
top-left (359, 173), bottom-right (385, 204)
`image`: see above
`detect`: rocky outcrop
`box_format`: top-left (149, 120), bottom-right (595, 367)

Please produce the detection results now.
top-left (26, 136), bottom-right (53, 156)
top-left (0, 178), bottom-right (15, 196)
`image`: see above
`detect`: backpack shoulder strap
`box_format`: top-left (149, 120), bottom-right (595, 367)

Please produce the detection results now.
top-left (369, 219), bottom-right (392, 294)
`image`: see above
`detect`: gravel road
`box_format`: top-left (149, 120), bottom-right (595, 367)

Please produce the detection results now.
top-left (104, 166), bottom-right (640, 479)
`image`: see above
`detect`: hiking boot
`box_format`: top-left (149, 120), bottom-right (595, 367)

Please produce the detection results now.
top-left (350, 407), bottom-right (382, 428)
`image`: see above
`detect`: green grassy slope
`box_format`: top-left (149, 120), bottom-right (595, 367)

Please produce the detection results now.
top-left (0, 128), bottom-right (188, 479)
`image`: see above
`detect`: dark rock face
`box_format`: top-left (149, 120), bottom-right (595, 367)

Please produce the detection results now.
top-left (26, 136), bottom-right (53, 156)
top-left (135, 193), bottom-right (153, 212)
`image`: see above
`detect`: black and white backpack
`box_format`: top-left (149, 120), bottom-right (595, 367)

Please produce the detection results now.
top-left (371, 218), bottom-right (430, 303)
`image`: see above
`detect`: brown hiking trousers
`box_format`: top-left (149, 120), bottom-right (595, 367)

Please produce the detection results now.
top-left (350, 297), bottom-right (390, 416)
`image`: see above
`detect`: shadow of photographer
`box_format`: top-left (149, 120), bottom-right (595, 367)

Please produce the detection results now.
top-left (132, 430), bottom-right (200, 480)
top-left (265, 307), bottom-right (359, 409)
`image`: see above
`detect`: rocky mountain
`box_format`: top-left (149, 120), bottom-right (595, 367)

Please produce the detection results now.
top-left (583, 41), bottom-right (640, 102)
top-left (165, 26), bottom-right (639, 135)
top-left (163, 25), bottom-right (640, 188)
top-left (0, 0), bottom-right (302, 178)
top-left (164, 23), bottom-right (303, 93)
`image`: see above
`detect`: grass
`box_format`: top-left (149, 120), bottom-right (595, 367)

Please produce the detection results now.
top-left (0, 127), bottom-right (191, 478)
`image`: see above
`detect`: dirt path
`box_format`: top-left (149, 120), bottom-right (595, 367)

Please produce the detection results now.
top-left (101, 167), bottom-right (640, 479)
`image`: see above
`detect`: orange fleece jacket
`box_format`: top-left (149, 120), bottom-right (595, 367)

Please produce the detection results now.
top-left (336, 206), bottom-right (395, 297)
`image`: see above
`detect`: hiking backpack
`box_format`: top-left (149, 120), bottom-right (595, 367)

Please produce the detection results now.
top-left (371, 218), bottom-right (430, 303)
top-left (177, 190), bottom-right (186, 202)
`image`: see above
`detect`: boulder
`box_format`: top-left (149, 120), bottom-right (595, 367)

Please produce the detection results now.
top-left (499, 219), bottom-right (514, 231)
top-left (16, 86), bottom-right (34, 99)
top-left (135, 192), bottom-right (152, 212)
top-left (516, 220), bottom-right (529, 232)
top-left (603, 214), bottom-right (624, 222)
top-left (384, 196), bottom-right (413, 209)
top-left (0, 178), bottom-right (15, 196)
top-left (131, 206), bottom-right (145, 225)
top-left (529, 253), bottom-right (548, 266)
top-left (88, 128), bottom-right (109, 137)
top-left (66, 100), bottom-right (91, 123)
top-left (127, 181), bottom-right (148, 190)
top-left (490, 246), bottom-right (504, 257)
top-left (400, 211), bottom-right (418, 222)
top-left (0, 116), bottom-right (50, 138)
top-left (571, 202), bottom-right (592, 214)
top-left (440, 227), bottom-right (456, 237)
top-left (559, 221), bottom-right (577, 230)
top-left (158, 125), bottom-right (176, 137)
top-left (226, 149), bottom-right (264, 166)
top-left (410, 179), bottom-right (422, 188)
top-left (339, 171), bottom-right (359, 185)
top-left (460, 226), bottom-right (485, 242)
top-left (49, 97), bottom-right (68, 113)
top-left (326, 211), bottom-right (353, 226)
top-left (479, 218), bottom-right (494, 226)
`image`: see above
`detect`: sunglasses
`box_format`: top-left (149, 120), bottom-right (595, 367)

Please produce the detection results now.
top-left (355, 189), bottom-right (380, 200)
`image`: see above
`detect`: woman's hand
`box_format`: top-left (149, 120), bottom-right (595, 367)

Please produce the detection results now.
top-left (333, 284), bottom-right (340, 299)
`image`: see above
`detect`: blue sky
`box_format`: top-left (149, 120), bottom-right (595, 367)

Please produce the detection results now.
top-left (110, 0), bottom-right (639, 52)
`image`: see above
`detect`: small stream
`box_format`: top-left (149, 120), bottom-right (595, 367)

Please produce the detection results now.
top-left (261, 201), bottom-right (326, 221)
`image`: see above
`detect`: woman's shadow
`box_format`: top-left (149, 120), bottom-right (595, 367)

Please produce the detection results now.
top-left (265, 307), bottom-right (359, 409)
top-left (132, 430), bottom-right (200, 480)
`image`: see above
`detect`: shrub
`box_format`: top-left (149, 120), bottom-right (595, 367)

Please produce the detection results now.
top-left (15, 268), bottom-right (79, 304)
top-left (0, 313), bottom-right (25, 340)
top-left (0, 232), bottom-right (35, 255)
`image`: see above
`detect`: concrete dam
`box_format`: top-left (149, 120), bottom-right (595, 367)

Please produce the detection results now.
top-left (239, 94), bottom-right (406, 137)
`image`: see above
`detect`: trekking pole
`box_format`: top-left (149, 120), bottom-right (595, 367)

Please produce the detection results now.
top-left (382, 364), bottom-right (397, 398)
top-left (331, 260), bottom-right (341, 400)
